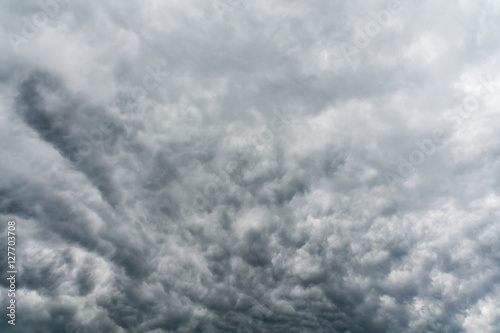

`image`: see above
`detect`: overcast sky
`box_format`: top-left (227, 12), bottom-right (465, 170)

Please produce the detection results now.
top-left (1, 0), bottom-right (500, 332)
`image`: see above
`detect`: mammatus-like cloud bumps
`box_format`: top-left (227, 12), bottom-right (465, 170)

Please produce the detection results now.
top-left (1, 0), bottom-right (500, 332)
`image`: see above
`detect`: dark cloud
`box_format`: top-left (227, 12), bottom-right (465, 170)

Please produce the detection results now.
top-left (1, 0), bottom-right (500, 332)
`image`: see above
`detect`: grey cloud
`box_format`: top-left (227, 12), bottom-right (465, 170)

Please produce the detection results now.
top-left (2, 0), bottom-right (500, 332)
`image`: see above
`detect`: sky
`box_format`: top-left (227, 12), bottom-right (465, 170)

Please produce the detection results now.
top-left (1, 0), bottom-right (500, 332)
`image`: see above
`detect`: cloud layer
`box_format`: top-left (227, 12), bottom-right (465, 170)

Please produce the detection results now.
top-left (1, 0), bottom-right (500, 332)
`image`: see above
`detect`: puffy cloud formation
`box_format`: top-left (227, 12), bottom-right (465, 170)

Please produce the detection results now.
top-left (1, 0), bottom-right (500, 332)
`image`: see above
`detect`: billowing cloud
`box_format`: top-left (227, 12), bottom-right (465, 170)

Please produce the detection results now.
top-left (1, 0), bottom-right (500, 332)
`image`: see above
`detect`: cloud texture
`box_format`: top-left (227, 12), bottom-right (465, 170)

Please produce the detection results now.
top-left (1, 0), bottom-right (500, 332)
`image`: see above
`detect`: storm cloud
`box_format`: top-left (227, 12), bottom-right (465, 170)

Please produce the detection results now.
top-left (1, 0), bottom-right (500, 332)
